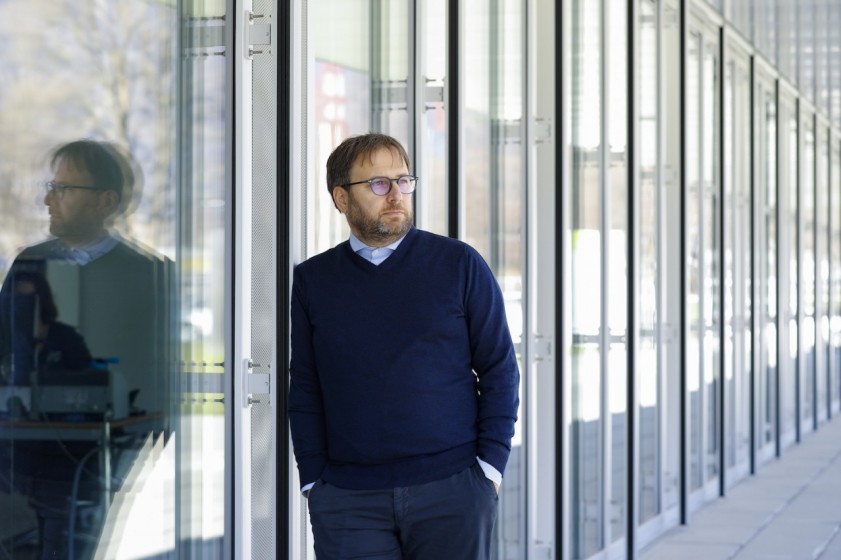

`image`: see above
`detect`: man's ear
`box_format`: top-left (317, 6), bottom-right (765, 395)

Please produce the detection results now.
top-left (332, 186), bottom-right (348, 213)
top-left (100, 190), bottom-right (121, 214)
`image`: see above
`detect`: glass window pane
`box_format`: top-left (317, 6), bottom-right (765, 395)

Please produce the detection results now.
top-left (310, 0), bottom-right (412, 256)
top-left (570, 0), bottom-right (603, 555)
top-left (799, 0), bottom-right (816, 103)
top-left (801, 117), bottom-right (816, 431)
top-left (686, 29), bottom-right (704, 492)
top-left (702, 35), bottom-right (721, 484)
top-left (462, 0), bottom-right (526, 555)
top-left (607, 0), bottom-right (628, 543)
top-left (686, 25), bottom-right (721, 495)
top-left (756, 75), bottom-right (778, 462)
top-left (723, 51), bottom-right (752, 477)
top-left (779, 92), bottom-right (799, 446)
top-left (418, 0), bottom-right (448, 236)
top-left (830, 141), bottom-right (841, 413)
top-left (661, 0), bottom-right (682, 514)
top-left (817, 125), bottom-right (830, 422)
top-left (0, 2), bottom-right (226, 557)
top-left (638, 0), bottom-right (659, 525)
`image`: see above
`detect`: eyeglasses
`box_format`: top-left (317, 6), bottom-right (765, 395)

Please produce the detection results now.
top-left (43, 180), bottom-right (108, 198)
top-left (342, 175), bottom-right (418, 196)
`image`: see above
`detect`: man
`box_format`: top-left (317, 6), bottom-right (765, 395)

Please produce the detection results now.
top-left (1, 140), bottom-right (168, 412)
top-left (0, 139), bottom-right (168, 559)
top-left (289, 133), bottom-right (520, 559)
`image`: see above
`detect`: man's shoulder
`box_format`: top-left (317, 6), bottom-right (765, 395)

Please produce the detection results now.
top-left (15, 238), bottom-right (62, 258)
top-left (410, 228), bottom-right (481, 262)
top-left (411, 228), bottom-right (466, 250)
top-left (296, 241), bottom-right (350, 271)
top-left (101, 238), bottom-right (169, 266)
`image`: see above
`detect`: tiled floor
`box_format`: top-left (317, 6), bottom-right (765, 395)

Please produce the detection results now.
top-left (641, 414), bottom-right (841, 560)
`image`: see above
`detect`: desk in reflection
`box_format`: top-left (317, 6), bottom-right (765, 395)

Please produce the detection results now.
top-left (0, 414), bottom-right (162, 559)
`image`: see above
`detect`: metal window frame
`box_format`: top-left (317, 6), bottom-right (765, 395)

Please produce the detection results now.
top-left (626, 0), bottom-right (640, 553)
top-left (555, 0), bottom-right (570, 555)
top-left (447, 0), bottom-right (461, 239)
top-left (276, 0), bottom-right (292, 554)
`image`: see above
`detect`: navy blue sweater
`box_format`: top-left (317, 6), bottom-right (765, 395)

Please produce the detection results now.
top-left (289, 228), bottom-right (520, 490)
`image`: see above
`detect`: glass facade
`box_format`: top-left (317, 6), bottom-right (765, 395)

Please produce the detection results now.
top-left (2, 0), bottom-right (841, 558)
top-left (0, 1), bottom-right (226, 558)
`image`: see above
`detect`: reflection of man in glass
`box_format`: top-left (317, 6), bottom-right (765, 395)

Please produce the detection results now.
top-left (1, 139), bottom-right (168, 411)
top-left (0, 139), bottom-right (168, 559)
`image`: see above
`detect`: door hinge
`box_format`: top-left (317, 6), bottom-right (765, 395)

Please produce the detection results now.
top-left (243, 358), bottom-right (271, 407)
top-left (246, 11), bottom-right (271, 58)
top-left (533, 334), bottom-right (552, 362)
top-left (533, 117), bottom-right (552, 144)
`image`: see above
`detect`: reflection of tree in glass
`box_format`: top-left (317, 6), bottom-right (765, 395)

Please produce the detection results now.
top-left (0, 0), bottom-right (178, 274)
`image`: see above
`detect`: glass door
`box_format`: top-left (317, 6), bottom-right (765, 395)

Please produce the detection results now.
top-left (722, 36), bottom-right (752, 487)
top-left (566, 0), bottom-right (630, 556)
top-left (637, 0), bottom-right (684, 549)
top-left (685, 13), bottom-right (721, 511)
top-left (754, 67), bottom-right (779, 466)
top-left (777, 87), bottom-right (799, 450)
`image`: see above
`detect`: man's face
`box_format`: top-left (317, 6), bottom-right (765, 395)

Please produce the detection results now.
top-left (333, 147), bottom-right (414, 247)
top-left (45, 159), bottom-right (114, 246)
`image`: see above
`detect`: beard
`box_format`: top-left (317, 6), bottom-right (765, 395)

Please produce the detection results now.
top-left (345, 192), bottom-right (413, 244)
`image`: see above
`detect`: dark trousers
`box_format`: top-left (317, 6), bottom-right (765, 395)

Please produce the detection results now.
top-left (308, 462), bottom-right (498, 560)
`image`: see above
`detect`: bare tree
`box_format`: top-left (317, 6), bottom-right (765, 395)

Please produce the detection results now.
top-left (0, 0), bottom-right (178, 274)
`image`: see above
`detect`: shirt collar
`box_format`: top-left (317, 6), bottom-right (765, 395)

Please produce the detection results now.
top-left (349, 232), bottom-right (406, 255)
top-left (58, 234), bottom-right (119, 265)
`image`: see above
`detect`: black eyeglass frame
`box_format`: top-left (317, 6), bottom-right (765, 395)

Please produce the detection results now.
top-left (341, 175), bottom-right (419, 196)
top-left (43, 180), bottom-right (111, 198)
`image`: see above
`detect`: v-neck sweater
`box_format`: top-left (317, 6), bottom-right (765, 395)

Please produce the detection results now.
top-left (289, 227), bottom-right (520, 490)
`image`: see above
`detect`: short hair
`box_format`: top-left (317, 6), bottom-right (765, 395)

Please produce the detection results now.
top-left (50, 140), bottom-right (135, 210)
top-left (325, 133), bottom-right (411, 197)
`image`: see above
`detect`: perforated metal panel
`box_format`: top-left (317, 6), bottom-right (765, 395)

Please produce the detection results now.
top-left (251, 0), bottom-right (278, 557)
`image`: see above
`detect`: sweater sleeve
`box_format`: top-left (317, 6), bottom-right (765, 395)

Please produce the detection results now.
top-left (463, 247), bottom-right (520, 476)
top-left (288, 265), bottom-right (328, 486)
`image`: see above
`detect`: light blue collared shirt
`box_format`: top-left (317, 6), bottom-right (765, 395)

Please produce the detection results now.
top-left (348, 233), bottom-right (404, 266)
top-left (56, 234), bottom-right (119, 265)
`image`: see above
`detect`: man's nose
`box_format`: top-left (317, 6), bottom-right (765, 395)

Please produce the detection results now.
top-left (386, 181), bottom-right (404, 202)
